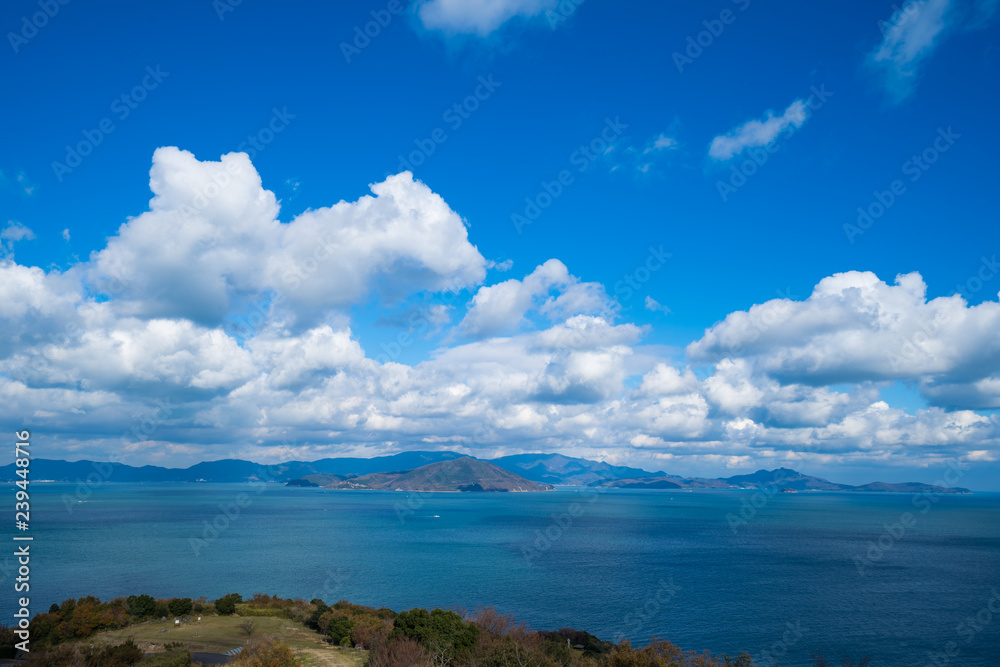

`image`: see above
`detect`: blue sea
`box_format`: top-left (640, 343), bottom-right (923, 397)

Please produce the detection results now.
top-left (4, 483), bottom-right (999, 666)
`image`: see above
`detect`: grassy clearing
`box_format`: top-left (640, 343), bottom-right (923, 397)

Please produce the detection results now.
top-left (93, 614), bottom-right (365, 666)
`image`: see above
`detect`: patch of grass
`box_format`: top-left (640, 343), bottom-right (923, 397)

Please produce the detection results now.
top-left (94, 614), bottom-right (364, 666)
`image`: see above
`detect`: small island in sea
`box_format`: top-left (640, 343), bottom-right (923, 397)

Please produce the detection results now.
top-left (285, 456), bottom-right (553, 492)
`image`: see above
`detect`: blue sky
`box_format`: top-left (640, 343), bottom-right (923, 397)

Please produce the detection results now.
top-left (2, 0), bottom-right (999, 488)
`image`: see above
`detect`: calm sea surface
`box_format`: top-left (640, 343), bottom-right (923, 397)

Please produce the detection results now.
top-left (4, 483), bottom-right (998, 666)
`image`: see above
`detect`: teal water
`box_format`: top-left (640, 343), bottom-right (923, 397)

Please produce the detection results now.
top-left (3, 483), bottom-right (998, 666)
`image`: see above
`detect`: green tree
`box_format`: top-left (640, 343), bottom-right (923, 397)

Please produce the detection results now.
top-left (390, 608), bottom-right (478, 662)
top-left (214, 593), bottom-right (242, 616)
top-left (327, 616), bottom-right (355, 645)
top-left (127, 594), bottom-right (157, 619)
top-left (308, 602), bottom-right (331, 630)
top-left (167, 598), bottom-right (193, 617)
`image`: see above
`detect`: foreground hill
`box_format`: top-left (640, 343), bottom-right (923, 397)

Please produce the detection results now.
top-left (18, 592), bottom-right (757, 667)
top-left (317, 457), bottom-right (553, 492)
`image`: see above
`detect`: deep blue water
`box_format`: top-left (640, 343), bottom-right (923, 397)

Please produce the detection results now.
top-left (3, 483), bottom-right (998, 666)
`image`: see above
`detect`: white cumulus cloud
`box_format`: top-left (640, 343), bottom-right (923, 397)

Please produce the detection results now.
top-left (90, 148), bottom-right (487, 326)
top-left (458, 259), bottom-right (613, 337)
top-left (688, 270), bottom-right (1000, 409)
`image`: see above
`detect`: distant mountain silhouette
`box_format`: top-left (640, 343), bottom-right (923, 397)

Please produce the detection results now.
top-left (3, 451), bottom-right (464, 484)
top-left (489, 452), bottom-right (661, 486)
top-left (596, 467), bottom-right (971, 494)
top-left (0, 453), bottom-right (972, 493)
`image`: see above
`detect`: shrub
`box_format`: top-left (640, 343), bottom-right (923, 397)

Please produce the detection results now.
top-left (315, 611), bottom-right (335, 634)
top-left (367, 636), bottom-right (430, 667)
top-left (230, 638), bottom-right (299, 667)
top-left (351, 614), bottom-right (388, 650)
top-left (327, 615), bottom-right (355, 645)
top-left (137, 650), bottom-right (192, 667)
top-left (471, 607), bottom-right (515, 635)
top-left (389, 608), bottom-right (479, 663)
top-left (539, 627), bottom-right (611, 656)
top-left (127, 594), bottom-right (157, 619)
top-left (167, 598), bottom-right (193, 617)
top-left (214, 593), bottom-right (242, 616)
top-left (89, 639), bottom-right (145, 667)
top-left (308, 602), bottom-right (331, 630)
top-left (25, 643), bottom-right (80, 666)
top-left (604, 639), bottom-right (752, 667)
top-left (0, 624), bottom-right (17, 659)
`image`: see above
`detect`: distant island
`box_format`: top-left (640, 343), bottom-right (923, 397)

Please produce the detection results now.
top-left (594, 466), bottom-right (972, 494)
top-left (287, 457), bottom-right (553, 492)
top-left (0, 452), bottom-right (972, 493)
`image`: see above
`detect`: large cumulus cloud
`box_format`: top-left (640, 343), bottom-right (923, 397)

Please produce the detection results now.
top-left (2, 150), bottom-right (999, 473)
top-left (687, 270), bottom-right (1000, 408)
top-left (90, 147), bottom-right (487, 326)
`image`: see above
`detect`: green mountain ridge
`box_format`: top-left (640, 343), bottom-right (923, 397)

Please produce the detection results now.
top-left (0, 454), bottom-right (972, 493)
top-left (317, 457), bottom-right (554, 492)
